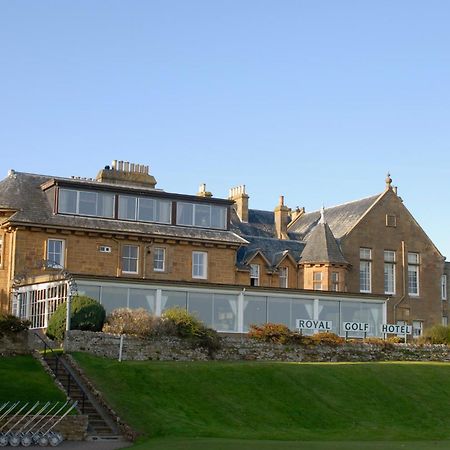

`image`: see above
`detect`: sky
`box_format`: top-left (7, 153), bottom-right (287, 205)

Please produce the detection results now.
top-left (0, 1), bottom-right (449, 257)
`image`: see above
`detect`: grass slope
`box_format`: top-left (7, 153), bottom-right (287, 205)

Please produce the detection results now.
top-left (0, 355), bottom-right (66, 402)
top-left (72, 354), bottom-right (450, 443)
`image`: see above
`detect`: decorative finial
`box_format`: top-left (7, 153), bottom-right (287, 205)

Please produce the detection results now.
top-left (319, 205), bottom-right (326, 224)
top-left (386, 172), bottom-right (392, 189)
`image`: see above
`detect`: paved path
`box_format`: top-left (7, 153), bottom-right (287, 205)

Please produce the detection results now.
top-left (39, 439), bottom-right (133, 450)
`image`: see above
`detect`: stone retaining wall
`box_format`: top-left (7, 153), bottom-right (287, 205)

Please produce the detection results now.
top-left (65, 330), bottom-right (450, 363)
top-left (0, 415), bottom-right (88, 441)
top-left (0, 332), bottom-right (30, 356)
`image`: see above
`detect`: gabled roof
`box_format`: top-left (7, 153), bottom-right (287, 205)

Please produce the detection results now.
top-left (300, 222), bottom-right (348, 265)
top-left (0, 171), bottom-right (246, 245)
top-left (236, 236), bottom-right (305, 270)
top-left (288, 194), bottom-right (381, 240)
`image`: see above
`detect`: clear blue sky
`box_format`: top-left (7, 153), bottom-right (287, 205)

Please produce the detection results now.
top-left (1, 1), bottom-right (449, 257)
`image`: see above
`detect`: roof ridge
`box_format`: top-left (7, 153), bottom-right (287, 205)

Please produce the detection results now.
top-left (304, 193), bottom-right (380, 216)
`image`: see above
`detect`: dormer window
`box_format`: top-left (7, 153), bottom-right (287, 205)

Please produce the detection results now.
top-left (250, 264), bottom-right (260, 286)
top-left (118, 195), bottom-right (171, 224)
top-left (176, 202), bottom-right (227, 230)
top-left (58, 188), bottom-right (115, 218)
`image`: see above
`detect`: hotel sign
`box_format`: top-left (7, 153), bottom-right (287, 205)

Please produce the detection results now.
top-left (296, 319), bottom-right (332, 331)
top-left (381, 324), bottom-right (412, 335)
top-left (343, 322), bottom-right (370, 333)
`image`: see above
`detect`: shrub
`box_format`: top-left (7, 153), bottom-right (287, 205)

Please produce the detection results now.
top-left (46, 295), bottom-right (106, 341)
top-left (422, 325), bottom-right (450, 344)
top-left (161, 307), bottom-right (221, 355)
top-left (0, 314), bottom-right (30, 337)
top-left (309, 332), bottom-right (345, 346)
top-left (161, 307), bottom-right (204, 338)
top-left (248, 323), bottom-right (292, 344)
top-left (103, 308), bottom-right (157, 337)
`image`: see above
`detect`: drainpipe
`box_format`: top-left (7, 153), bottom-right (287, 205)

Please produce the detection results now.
top-left (393, 241), bottom-right (407, 323)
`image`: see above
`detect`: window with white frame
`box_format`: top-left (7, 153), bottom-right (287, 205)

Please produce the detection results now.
top-left (313, 271), bottom-right (322, 291)
top-left (442, 275), bottom-right (447, 300)
top-left (384, 250), bottom-right (396, 295)
top-left (412, 320), bottom-right (423, 338)
top-left (118, 195), bottom-right (171, 224)
top-left (442, 316), bottom-right (448, 327)
top-left (122, 245), bottom-right (139, 274)
top-left (176, 202), bottom-right (227, 230)
top-left (408, 252), bottom-right (420, 296)
top-left (153, 247), bottom-right (165, 272)
top-left (250, 264), bottom-right (260, 286)
top-left (279, 267), bottom-right (288, 288)
top-left (331, 272), bottom-right (339, 291)
top-left (192, 252), bottom-right (207, 279)
top-left (396, 320), bottom-right (406, 337)
top-left (58, 188), bottom-right (115, 218)
top-left (47, 239), bottom-right (65, 267)
top-left (359, 248), bottom-right (372, 293)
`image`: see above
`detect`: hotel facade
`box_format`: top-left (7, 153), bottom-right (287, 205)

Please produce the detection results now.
top-left (0, 161), bottom-right (447, 338)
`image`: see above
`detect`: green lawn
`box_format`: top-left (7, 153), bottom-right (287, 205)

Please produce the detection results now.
top-left (72, 354), bottom-right (450, 446)
top-left (130, 437), bottom-right (450, 450)
top-left (0, 355), bottom-right (66, 402)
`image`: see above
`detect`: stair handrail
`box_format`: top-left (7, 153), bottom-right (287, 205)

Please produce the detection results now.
top-left (32, 332), bottom-right (87, 413)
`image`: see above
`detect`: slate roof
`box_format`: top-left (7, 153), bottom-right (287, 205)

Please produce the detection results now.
top-left (300, 222), bottom-right (348, 265)
top-left (0, 172), bottom-right (246, 245)
top-left (230, 193), bottom-right (385, 268)
top-left (288, 194), bottom-right (381, 240)
top-left (236, 236), bottom-right (305, 269)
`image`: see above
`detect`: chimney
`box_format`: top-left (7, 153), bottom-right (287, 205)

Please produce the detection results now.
top-left (290, 206), bottom-right (305, 222)
top-left (274, 195), bottom-right (290, 240)
top-left (197, 183), bottom-right (213, 198)
top-left (96, 160), bottom-right (157, 188)
top-left (228, 185), bottom-right (249, 223)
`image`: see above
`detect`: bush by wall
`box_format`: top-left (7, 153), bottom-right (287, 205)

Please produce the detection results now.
top-left (161, 307), bottom-right (221, 354)
top-left (0, 314), bottom-right (30, 337)
top-left (46, 296), bottom-right (106, 341)
top-left (420, 325), bottom-right (450, 344)
top-left (102, 308), bottom-right (157, 338)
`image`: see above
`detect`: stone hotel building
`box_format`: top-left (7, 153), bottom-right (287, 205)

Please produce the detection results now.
top-left (0, 161), bottom-right (447, 338)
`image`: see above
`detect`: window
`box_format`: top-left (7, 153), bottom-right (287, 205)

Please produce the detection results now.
top-left (386, 214), bottom-right (397, 227)
top-left (250, 264), bottom-right (260, 286)
top-left (176, 202), bottom-right (227, 230)
top-left (331, 272), bottom-right (339, 291)
top-left (442, 317), bottom-right (448, 327)
top-left (412, 320), bottom-right (423, 338)
top-left (396, 320), bottom-right (406, 337)
top-left (0, 235), bottom-right (3, 268)
top-left (384, 250), bottom-right (396, 295)
top-left (279, 267), bottom-right (288, 288)
top-left (118, 196), bottom-right (171, 224)
top-left (408, 252), bottom-right (420, 296)
top-left (192, 252), bottom-right (207, 279)
top-left (153, 248), bottom-right (165, 272)
top-left (47, 239), bottom-right (65, 267)
top-left (359, 248), bottom-right (372, 293)
top-left (313, 271), bottom-right (322, 291)
top-left (122, 245), bottom-right (139, 274)
top-left (58, 189), bottom-right (115, 218)
top-left (442, 275), bottom-right (447, 300)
